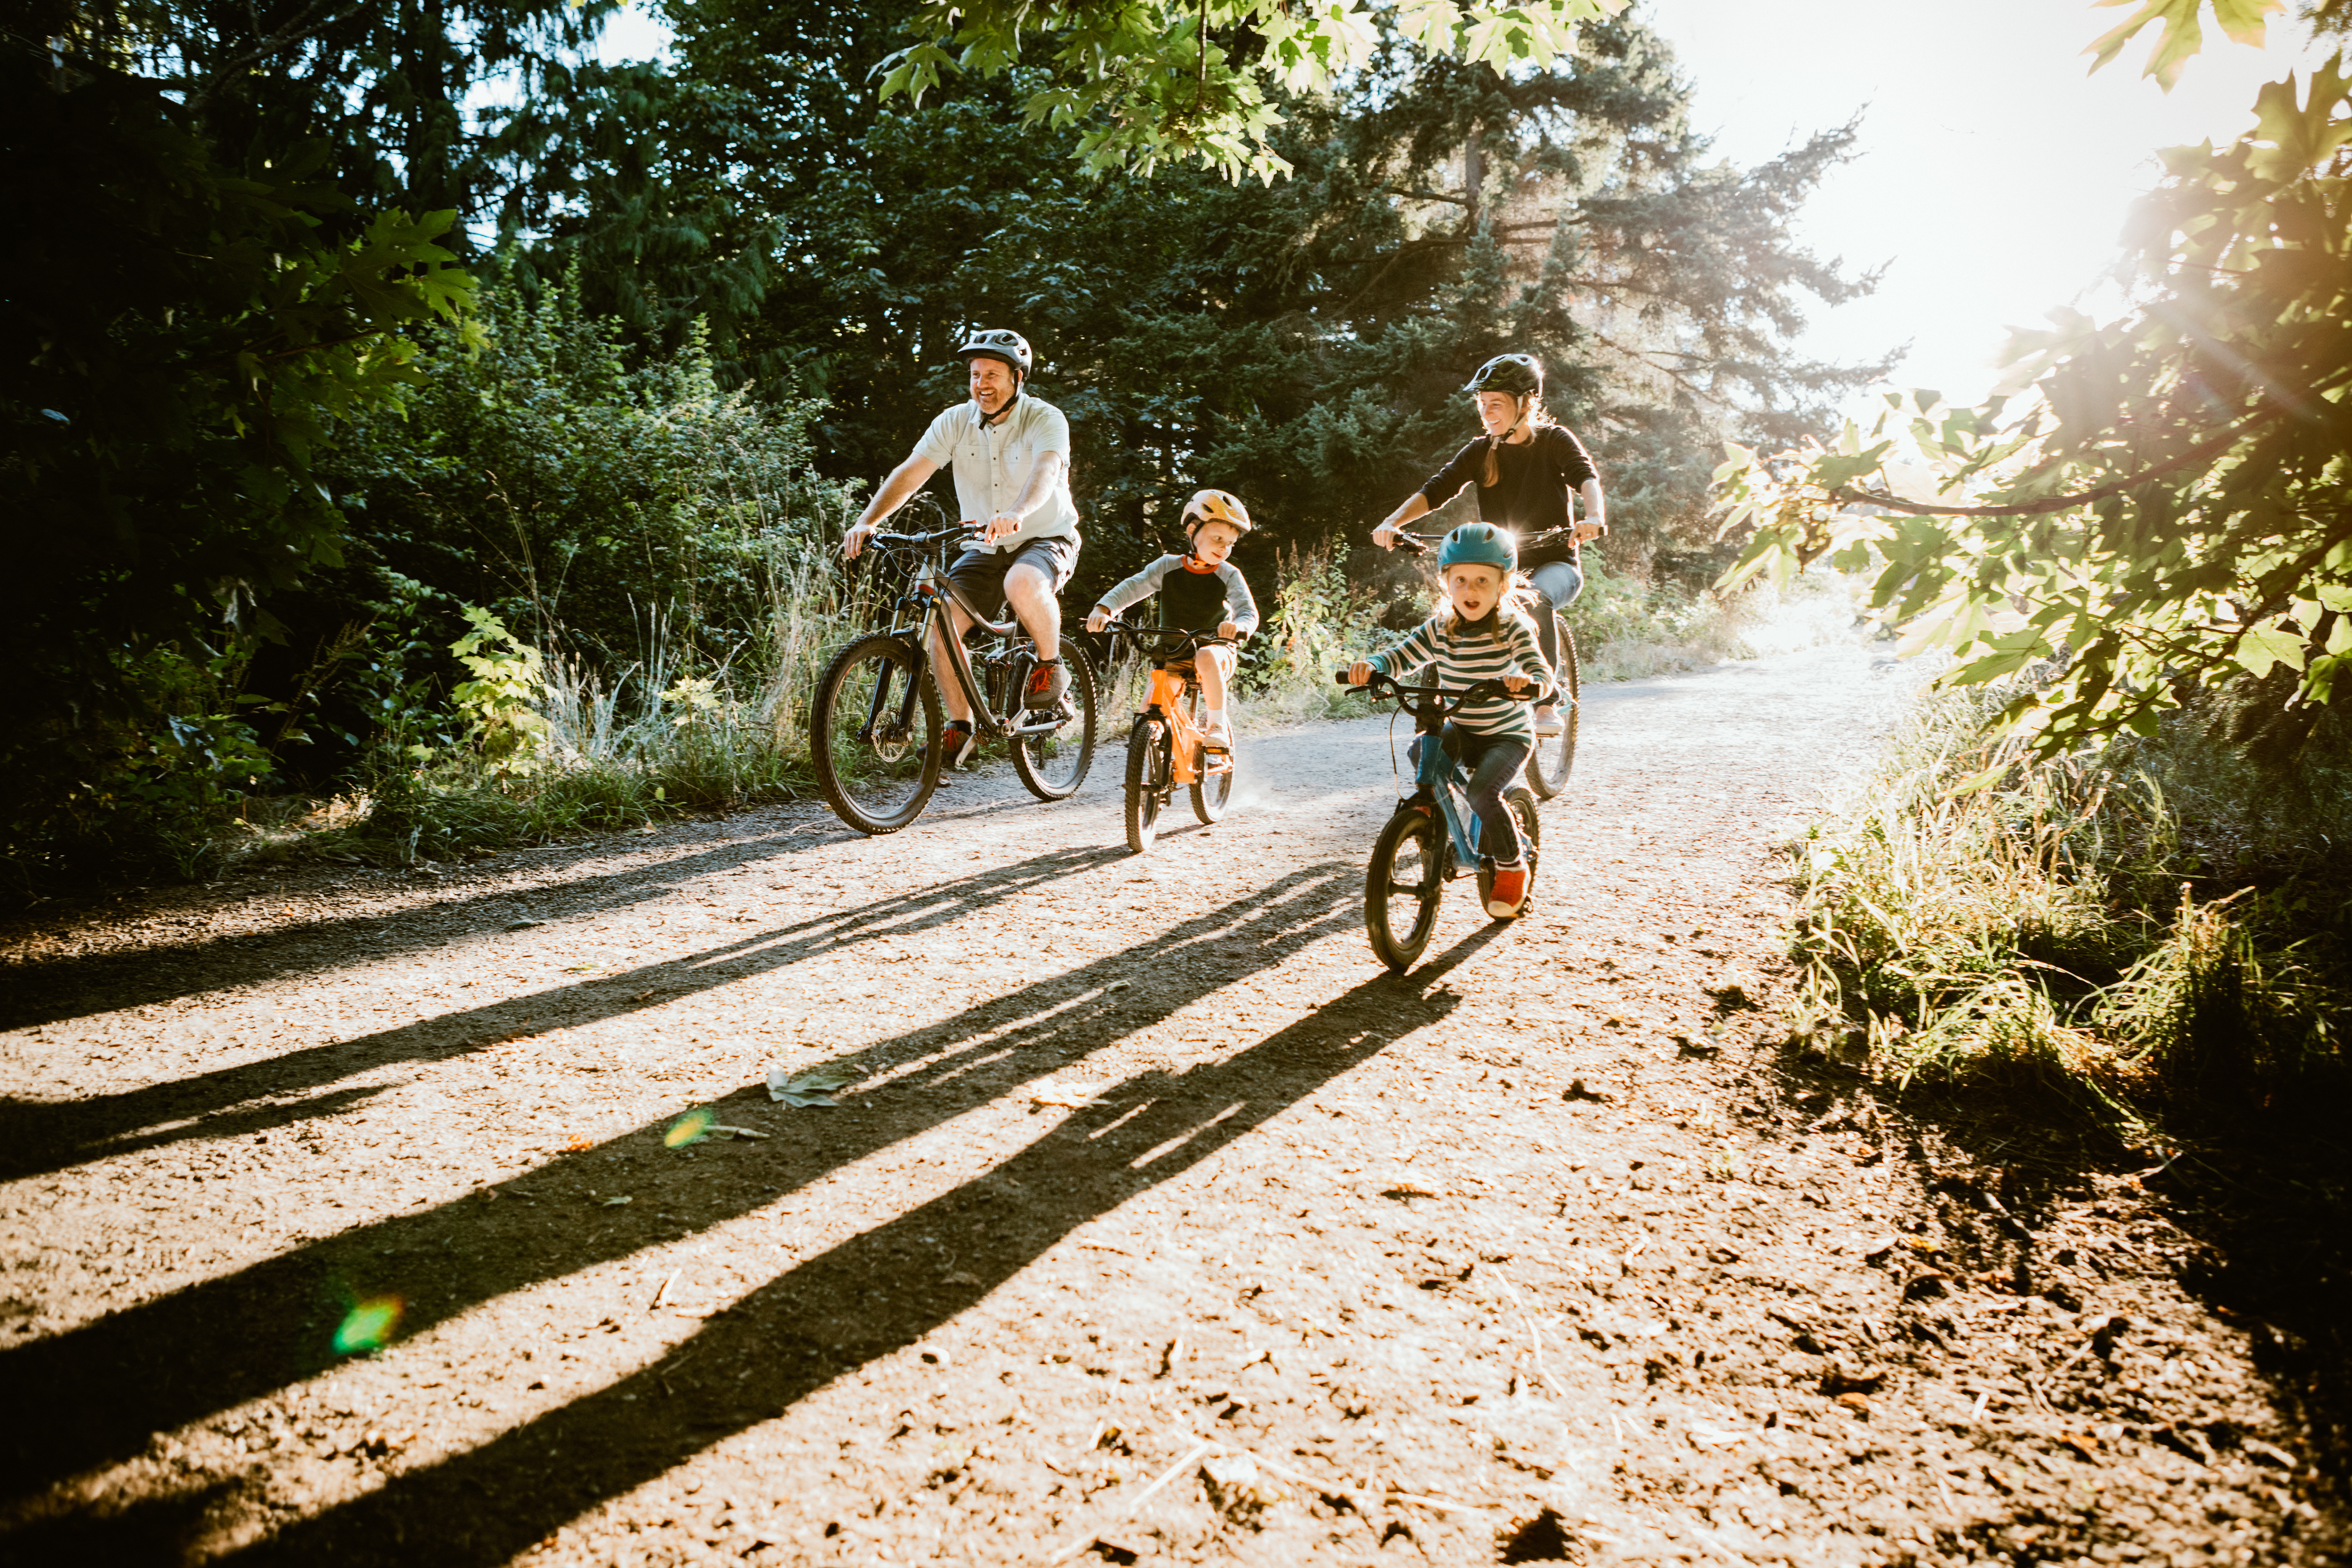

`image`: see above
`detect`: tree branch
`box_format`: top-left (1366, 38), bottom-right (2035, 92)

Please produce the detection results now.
top-left (1830, 406), bottom-right (2289, 519)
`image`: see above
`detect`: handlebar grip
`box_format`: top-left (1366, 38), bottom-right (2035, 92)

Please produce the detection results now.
top-left (1332, 668), bottom-right (1356, 687)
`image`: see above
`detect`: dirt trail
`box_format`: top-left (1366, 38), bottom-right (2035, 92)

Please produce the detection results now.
top-left (0, 644), bottom-right (2336, 1566)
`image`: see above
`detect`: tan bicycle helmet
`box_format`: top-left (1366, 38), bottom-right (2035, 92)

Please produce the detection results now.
top-left (1181, 488), bottom-right (1252, 537)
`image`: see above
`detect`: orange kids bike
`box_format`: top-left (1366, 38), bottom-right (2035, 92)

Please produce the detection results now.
top-left (1103, 618), bottom-right (1238, 853)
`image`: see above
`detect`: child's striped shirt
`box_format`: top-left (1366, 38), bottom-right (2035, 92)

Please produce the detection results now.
top-left (1369, 609), bottom-right (1553, 738)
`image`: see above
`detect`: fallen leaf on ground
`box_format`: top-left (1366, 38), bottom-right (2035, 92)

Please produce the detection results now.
top-left (601, 1195), bottom-right (632, 1206)
top-left (768, 1066), bottom-right (855, 1107)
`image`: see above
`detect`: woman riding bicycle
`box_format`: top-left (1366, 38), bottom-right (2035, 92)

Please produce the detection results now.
top-left (1370, 352), bottom-right (1605, 739)
top-left (1084, 489), bottom-right (1260, 750)
top-left (1346, 523), bottom-right (1552, 919)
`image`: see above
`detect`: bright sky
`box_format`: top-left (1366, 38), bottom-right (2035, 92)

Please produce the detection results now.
top-left (1639, 0), bottom-right (2323, 411)
top-left (588, 2), bottom-right (2326, 413)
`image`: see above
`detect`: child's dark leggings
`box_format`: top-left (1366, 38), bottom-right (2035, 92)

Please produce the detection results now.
top-left (1408, 725), bottom-right (1532, 863)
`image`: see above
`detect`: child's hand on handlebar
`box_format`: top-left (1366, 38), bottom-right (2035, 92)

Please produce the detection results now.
top-left (1085, 607), bottom-right (1111, 634)
top-left (1347, 660), bottom-right (1376, 686)
top-left (1503, 674), bottom-right (1534, 695)
top-left (1217, 620), bottom-right (1240, 641)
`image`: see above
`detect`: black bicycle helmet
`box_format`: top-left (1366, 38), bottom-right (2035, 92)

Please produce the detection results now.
top-left (958, 328), bottom-right (1034, 379)
top-left (1464, 352), bottom-right (1543, 398)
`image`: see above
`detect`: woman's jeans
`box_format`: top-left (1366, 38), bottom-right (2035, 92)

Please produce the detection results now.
top-left (1526, 559), bottom-right (1583, 685)
top-left (1408, 725), bottom-right (1532, 864)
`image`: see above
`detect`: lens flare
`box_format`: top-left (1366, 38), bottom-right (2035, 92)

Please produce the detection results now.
top-left (334, 1296), bottom-right (403, 1355)
top-left (665, 1108), bottom-right (713, 1148)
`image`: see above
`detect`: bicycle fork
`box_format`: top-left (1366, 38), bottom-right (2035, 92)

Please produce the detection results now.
top-left (1407, 725), bottom-right (1482, 873)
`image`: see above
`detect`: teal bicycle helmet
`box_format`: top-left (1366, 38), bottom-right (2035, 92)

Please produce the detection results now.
top-left (1437, 522), bottom-right (1518, 573)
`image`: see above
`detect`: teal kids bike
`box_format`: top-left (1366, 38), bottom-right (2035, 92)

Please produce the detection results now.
top-left (1337, 667), bottom-right (1550, 972)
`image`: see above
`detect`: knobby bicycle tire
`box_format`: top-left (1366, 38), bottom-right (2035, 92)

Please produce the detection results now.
top-left (1365, 807), bottom-right (1444, 971)
top-left (1012, 636), bottom-right (1098, 802)
top-left (1526, 616), bottom-right (1580, 798)
top-left (1125, 717), bottom-right (1170, 854)
top-left (810, 632), bottom-right (942, 835)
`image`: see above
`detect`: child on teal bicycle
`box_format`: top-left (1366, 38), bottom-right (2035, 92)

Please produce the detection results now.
top-left (1346, 522), bottom-right (1551, 918)
top-left (1084, 489), bottom-right (1261, 749)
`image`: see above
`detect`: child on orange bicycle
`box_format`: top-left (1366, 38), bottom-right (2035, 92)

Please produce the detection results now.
top-left (1084, 490), bottom-right (1261, 748)
top-left (1346, 522), bottom-right (1551, 918)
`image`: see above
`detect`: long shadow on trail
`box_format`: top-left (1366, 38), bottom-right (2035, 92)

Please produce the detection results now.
top-left (0, 862), bottom-right (1370, 1508)
top-left (0, 844), bottom-right (1120, 1186)
top-left (210, 937), bottom-right (1488, 1566)
top-left (0, 815), bottom-right (858, 1032)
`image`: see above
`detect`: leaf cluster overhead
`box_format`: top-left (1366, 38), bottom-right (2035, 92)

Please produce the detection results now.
top-left (1716, 24), bottom-right (2352, 758)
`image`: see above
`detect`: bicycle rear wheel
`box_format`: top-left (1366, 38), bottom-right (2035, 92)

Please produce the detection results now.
top-left (1365, 806), bottom-right (1444, 971)
top-left (1125, 716), bottom-right (1170, 854)
top-left (810, 632), bottom-right (941, 835)
top-left (1013, 636), bottom-right (1098, 801)
top-left (1188, 688), bottom-right (1233, 824)
top-left (1475, 787), bottom-right (1544, 920)
top-left (1526, 615), bottom-right (1580, 798)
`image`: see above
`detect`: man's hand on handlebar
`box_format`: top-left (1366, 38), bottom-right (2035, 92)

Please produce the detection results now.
top-left (840, 521), bottom-right (877, 560)
top-left (982, 513), bottom-right (1022, 545)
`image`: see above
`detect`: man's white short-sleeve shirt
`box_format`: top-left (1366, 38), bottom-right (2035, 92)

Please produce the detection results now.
top-left (914, 395), bottom-right (1081, 553)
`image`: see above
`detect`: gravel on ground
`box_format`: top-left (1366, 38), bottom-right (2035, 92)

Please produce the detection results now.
top-left (0, 643), bottom-right (2341, 1566)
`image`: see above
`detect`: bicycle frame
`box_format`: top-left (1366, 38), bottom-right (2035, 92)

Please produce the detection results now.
top-left (859, 516), bottom-right (1060, 744)
top-left (1411, 730), bottom-right (1485, 873)
top-left (1106, 621), bottom-right (1237, 786)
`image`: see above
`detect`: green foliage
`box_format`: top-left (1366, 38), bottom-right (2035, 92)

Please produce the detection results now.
top-left (879, 0), bottom-right (1623, 180)
top-left (449, 608), bottom-right (551, 773)
top-left (0, 38), bottom-right (483, 885)
top-left (630, 7), bottom-right (1883, 607)
top-left (1715, 35), bottom-right (2352, 761)
top-left (1790, 690), bottom-right (2349, 1134)
top-left (324, 273), bottom-right (859, 685)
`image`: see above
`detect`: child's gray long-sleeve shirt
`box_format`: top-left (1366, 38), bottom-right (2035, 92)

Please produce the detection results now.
top-left (1094, 555), bottom-right (1260, 636)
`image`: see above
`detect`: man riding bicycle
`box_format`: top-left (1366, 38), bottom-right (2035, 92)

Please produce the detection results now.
top-left (841, 328), bottom-right (1082, 768)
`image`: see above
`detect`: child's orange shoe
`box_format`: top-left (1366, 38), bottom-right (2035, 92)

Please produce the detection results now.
top-left (1485, 861), bottom-right (1528, 919)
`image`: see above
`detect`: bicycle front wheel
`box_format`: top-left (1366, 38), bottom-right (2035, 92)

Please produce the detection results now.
top-left (1013, 636), bottom-right (1098, 801)
top-left (1189, 690), bottom-right (1233, 824)
top-left (1125, 717), bottom-right (1170, 854)
top-left (1526, 615), bottom-right (1580, 798)
top-left (1365, 806), bottom-right (1444, 971)
top-left (810, 632), bottom-right (941, 835)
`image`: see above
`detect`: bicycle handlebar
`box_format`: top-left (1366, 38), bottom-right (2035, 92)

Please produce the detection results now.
top-left (1100, 616), bottom-right (1241, 655)
top-left (1332, 666), bottom-right (1557, 710)
top-left (1392, 524), bottom-right (1577, 557)
top-left (871, 523), bottom-right (982, 548)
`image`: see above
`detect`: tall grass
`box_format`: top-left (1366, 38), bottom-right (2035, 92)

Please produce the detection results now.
top-left (1789, 690), bottom-right (2349, 1136)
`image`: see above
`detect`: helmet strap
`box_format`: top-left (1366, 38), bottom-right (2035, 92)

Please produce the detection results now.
top-left (979, 385), bottom-right (1021, 427)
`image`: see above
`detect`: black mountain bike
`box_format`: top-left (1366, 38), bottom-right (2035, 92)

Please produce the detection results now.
top-left (811, 504), bottom-right (1098, 834)
top-left (1392, 526), bottom-right (1581, 798)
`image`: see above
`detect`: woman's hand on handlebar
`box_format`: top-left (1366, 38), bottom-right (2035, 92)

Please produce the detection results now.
top-left (1371, 523), bottom-right (1398, 552)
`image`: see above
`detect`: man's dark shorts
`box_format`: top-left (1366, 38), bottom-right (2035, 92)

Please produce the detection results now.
top-left (946, 534), bottom-right (1079, 620)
